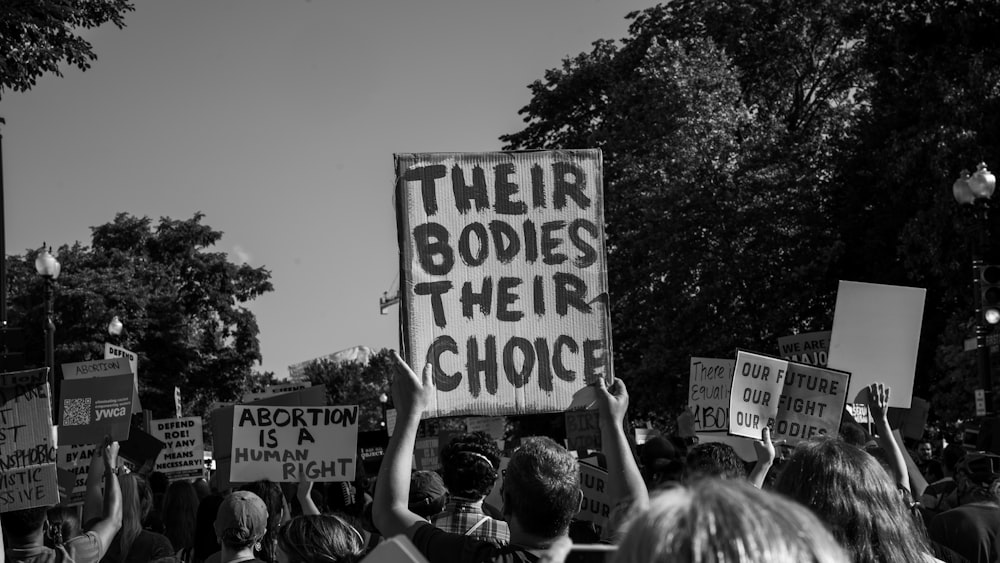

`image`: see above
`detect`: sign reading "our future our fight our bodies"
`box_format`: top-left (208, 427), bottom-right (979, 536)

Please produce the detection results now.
top-left (728, 350), bottom-right (851, 445)
top-left (396, 151), bottom-right (614, 418)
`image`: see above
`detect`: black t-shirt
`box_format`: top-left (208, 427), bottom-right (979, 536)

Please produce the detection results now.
top-left (930, 501), bottom-right (1000, 563)
top-left (100, 530), bottom-right (174, 563)
top-left (409, 522), bottom-right (539, 563)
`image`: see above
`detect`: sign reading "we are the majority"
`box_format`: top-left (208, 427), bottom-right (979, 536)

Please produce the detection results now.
top-left (396, 150), bottom-right (614, 418)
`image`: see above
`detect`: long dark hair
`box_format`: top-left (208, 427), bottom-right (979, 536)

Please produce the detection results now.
top-left (192, 494), bottom-right (224, 563)
top-left (241, 480), bottom-right (284, 563)
top-left (45, 506), bottom-right (81, 548)
top-left (118, 473), bottom-right (154, 558)
top-left (162, 480), bottom-right (200, 552)
top-left (773, 436), bottom-right (931, 563)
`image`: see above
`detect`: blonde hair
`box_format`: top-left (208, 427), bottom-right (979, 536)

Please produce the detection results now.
top-left (612, 478), bottom-right (849, 563)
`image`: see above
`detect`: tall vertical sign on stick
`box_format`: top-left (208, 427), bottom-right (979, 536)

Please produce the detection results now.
top-left (396, 150), bottom-right (613, 418)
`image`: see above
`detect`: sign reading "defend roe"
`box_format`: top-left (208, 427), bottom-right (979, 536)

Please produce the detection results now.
top-left (150, 417), bottom-right (204, 480)
top-left (396, 150), bottom-right (613, 418)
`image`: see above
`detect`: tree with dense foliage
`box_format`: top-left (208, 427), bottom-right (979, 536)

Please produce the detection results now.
top-left (0, 0), bottom-right (134, 94)
top-left (302, 348), bottom-right (395, 432)
top-left (503, 0), bottom-right (1000, 425)
top-left (5, 212), bottom-right (274, 418)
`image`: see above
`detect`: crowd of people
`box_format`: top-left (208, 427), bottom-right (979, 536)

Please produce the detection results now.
top-left (3, 351), bottom-right (1000, 562)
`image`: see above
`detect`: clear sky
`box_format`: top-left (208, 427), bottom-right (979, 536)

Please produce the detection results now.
top-left (0, 0), bottom-right (653, 379)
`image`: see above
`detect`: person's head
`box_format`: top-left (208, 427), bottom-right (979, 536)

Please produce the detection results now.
top-left (408, 470), bottom-right (447, 518)
top-left (941, 443), bottom-right (967, 477)
top-left (276, 515), bottom-right (365, 563)
top-left (241, 479), bottom-right (285, 560)
top-left (684, 442), bottom-right (746, 481)
top-left (215, 491), bottom-right (269, 552)
top-left (149, 471), bottom-right (170, 495)
top-left (774, 436), bottom-right (931, 562)
top-left (613, 478), bottom-right (849, 563)
top-left (502, 436), bottom-right (580, 539)
top-left (838, 421), bottom-right (868, 447)
top-left (0, 506), bottom-right (48, 544)
top-left (45, 506), bottom-right (81, 548)
top-left (640, 436), bottom-right (685, 488)
top-left (440, 431), bottom-right (502, 500)
top-left (163, 479), bottom-right (201, 551)
top-left (917, 441), bottom-right (934, 461)
top-left (194, 478), bottom-right (212, 500)
top-left (193, 494), bottom-right (224, 563)
top-left (955, 451), bottom-right (1000, 503)
top-left (120, 472), bottom-right (155, 557)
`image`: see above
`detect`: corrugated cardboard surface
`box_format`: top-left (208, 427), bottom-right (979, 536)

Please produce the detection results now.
top-left (395, 150), bottom-right (613, 418)
top-left (1, 368), bottom-right (59, 512)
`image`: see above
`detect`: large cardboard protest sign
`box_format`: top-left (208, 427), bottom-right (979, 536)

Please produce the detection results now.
top-left (688, 358), bottom-right (734, 433)
top-left (1, 368), bottom-right (59, 512)
top-left (150, 417), bottom-right (204, 480)
top-left (827, 281), bottom-right (925, 408)
top-left (729, 351), bottom-right (850, 445)
top-left (103, 343), bottom-right (142, 411)
top-left (776, 332), bottom-right (830, 366)
top-left (396, 151), bottom-right (613, 418)
top-left (231, 405), bottom-right (359, 482)
top-left (58, 373), bottom-right (134, 445)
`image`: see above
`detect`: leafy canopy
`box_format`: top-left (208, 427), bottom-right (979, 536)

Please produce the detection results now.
top-left (5, 212), bottom-right (274, 419)
top-left (1, 0), bottom-right (134, 94)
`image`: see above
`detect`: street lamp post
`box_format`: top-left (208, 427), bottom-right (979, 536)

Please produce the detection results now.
top-left (108, 315), bottom-right (124, 342)
top-left (954, 163), bottom-right (998, 414)
top-left (379, 392), bottom-right (389, 430)
top-left (34, 244), bottom-right (61, 414)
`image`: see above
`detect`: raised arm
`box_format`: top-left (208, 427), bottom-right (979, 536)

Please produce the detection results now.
top-left (748, 427), bottom-right (776, 489)
top-left (86, 439), bottom-right (123, 557)
top-left (868, 382), bottom-right (910, 494)
top-left (372, 351), bottom-right (434, 538)
top-left (82, 439), bottom-right (109, 524)
top-left (297, 476), bottom-right (321, 516)
top-left (595, 377), bottom-right (648, 538)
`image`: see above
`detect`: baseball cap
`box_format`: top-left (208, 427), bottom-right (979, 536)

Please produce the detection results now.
top-left (409, 470), bottom-right (447, 517)
top-left (215, 490), bottom-right (268, 545)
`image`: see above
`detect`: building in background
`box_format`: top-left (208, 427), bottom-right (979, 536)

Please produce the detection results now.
top-left (288, 345), bottom-right (374, 382)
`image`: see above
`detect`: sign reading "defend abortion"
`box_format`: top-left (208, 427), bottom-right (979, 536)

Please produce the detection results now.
top-left (396, 151), bottom-right (613, 418)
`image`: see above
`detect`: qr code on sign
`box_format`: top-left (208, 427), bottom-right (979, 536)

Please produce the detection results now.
top-left (63, 398), bottom-right (92, 426)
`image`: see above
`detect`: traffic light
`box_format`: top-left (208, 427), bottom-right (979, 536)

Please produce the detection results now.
top-left (980, 264), bottom-right (1000, 326)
